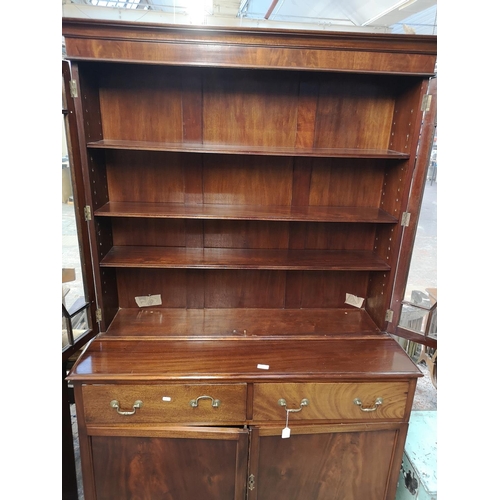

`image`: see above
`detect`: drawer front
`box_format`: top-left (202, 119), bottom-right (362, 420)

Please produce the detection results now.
top-left (82, 383), bottom-right (247, 424)
top-left (252, 382), bottom-right (409, 422)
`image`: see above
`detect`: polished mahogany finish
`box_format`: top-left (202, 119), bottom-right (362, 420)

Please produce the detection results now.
top-left (250, 424), bottom-right (406, 500)
top-left (63, 18), bottom-right (436, 500)
top-left (70, 337), bottom-right (419, 382)
top-left (63, 19), bottom-right (437, 75)
top-left (91, 430), bottom-right (248, 500)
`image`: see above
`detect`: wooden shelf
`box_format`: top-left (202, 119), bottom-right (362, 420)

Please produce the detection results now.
top-left (103, 307), bottom-right (381, 338)
top-left (87, 139), bottom-right (410, 159)
top-left (100, 246), bottom-right (391, 271)
top-left (70, 335), bottom-right (418, 382)
top-left (95, 202), bottom-right (398, 224)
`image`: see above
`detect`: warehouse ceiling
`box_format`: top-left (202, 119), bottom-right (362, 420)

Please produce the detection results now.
top-left (62, 0), bottom-right (438, 35)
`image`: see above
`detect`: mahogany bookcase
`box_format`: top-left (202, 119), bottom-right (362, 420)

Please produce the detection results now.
top-left (63, 19), bottom-right (437, 500)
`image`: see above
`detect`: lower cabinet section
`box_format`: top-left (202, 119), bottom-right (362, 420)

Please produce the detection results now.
top-left (81, 422), bottom-right (407, 500)
top-left (71, 340), bottom-right (418, 499)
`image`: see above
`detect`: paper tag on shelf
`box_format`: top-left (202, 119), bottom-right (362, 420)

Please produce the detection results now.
top-left (282, 427), bottom-right (291, 439)
top-left (257, 364), bottom-right (270, 370)
top-left (345, 293), bottom-right (365, 308)
top-left (135, 294), bottom-right (162, 307)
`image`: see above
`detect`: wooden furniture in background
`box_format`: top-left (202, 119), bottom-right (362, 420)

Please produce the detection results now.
top-left (63, 19), bottom-right (437, 500)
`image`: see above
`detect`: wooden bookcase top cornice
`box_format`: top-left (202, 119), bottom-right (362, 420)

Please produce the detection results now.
top-left (62, 18), bottom-right (437, 75)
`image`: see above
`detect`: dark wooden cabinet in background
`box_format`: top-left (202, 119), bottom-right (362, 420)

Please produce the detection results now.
top-left (62, 19), bottom-right (437, 500)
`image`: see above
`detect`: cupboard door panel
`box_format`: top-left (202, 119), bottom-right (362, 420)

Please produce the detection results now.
top-left (250, 426), bottom-right (402, 500)
top-left (92, 429), bottom-right (248, 500)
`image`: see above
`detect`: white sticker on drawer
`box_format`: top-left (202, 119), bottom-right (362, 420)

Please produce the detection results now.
top-left (162, 397), bottom-right (172, 402)
top-left (345, 293), bottom-right (365, 308)
top-left (135, 294), bottom-right (162, 307)
top-left (257, 364), bottom-right (270, 370)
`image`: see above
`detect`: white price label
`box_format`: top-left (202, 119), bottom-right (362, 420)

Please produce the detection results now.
top-left (345, 293), bottom-right (365, 308)
top-left (135, 294), bottom-right (162, 307)
top-left (281, 427), bottom-right (291, 439)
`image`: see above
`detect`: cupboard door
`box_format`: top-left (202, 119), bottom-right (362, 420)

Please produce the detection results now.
top-left (248, 424), bottom-right (407, 500)
top-left (90, 427), bottom-right (248, 500)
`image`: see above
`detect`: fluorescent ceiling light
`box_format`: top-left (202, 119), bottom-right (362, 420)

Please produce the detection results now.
top-left (186, 0), bottom-right (214, 23)
top-left (399, 0), bottom-right (418, 10)
top-left (362, 0), bottom-right (416, 26)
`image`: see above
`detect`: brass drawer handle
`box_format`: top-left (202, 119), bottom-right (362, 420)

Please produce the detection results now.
top-left (353, 397), bottom-right (383, 412)
top-left (110, 399), bottom-right (143, 416)
top-left (278, 398), bottom-right (309, 413)
top-left (190, 395), bottom-right (221, 408)
top-left (278, 399), bottom-right (310, 438)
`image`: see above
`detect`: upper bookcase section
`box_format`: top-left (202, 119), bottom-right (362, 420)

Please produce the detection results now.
top-left (62, 19), bottom-right (437, 76)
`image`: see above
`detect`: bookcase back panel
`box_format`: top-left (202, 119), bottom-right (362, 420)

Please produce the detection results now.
top-left (203, 221), bottom-right (290, 249)
top-left (109, 219), bottom-right (377, 251)
top-left (111, 218), bottom-right (187, 247)
top-left (313, 76), bottom-right (395, 150)
top-left (203, 69), bottom-right (299, 147)
top-left (102, 150), bottom-right (397, 213)
top-left (90, 63), bottom-right (421, 151)
top-left (114, 268), bottom-right (373, 310)
top-left (106, 150), bottom-right (187, 203)
top-left (98, 65), bottom-right (188, 143)
top-left (205, 270), bottom-right (287, 308)
top-left (202, 155), bottom-right (294, 206)
top-left (287, 271), bottom-right (371, 309)
top-left (308, 159), bottom-right (386, 208)
top-left (302, 223), bottom-right (377, 251)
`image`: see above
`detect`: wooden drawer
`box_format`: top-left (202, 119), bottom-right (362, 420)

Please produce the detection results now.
top-left (252, 382), bottom-right (409, 422)
top-left (82, 383), bottom-right (247, 424)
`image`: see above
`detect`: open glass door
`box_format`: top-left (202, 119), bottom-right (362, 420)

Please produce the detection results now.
top-left (388, 76), bottom-right (437, 386)
top-left (62, 60), bottom-right (99, 361)
top-left (63, 58), bottom-right (101, 500)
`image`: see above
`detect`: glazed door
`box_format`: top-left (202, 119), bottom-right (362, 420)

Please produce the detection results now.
top-left (248, 423), bottom-right (408, 500)
top-left (88, 427), bottom-right (249, 500)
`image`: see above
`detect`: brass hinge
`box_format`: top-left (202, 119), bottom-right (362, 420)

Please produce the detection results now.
top-left (385, 309), bottom-right (394, 323)
top-left (84, 205), bottom-right (92, 221)
top-left (70, 79), bottom-right (78, 98)
top-left (421, 94), bottom-right (432, 112)
top-left (96, 308), bottom-right (102, 322)
top-left (248, 474), bottom-right (255, 491)
top-left (401, 212), bottom-right (411, 227)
